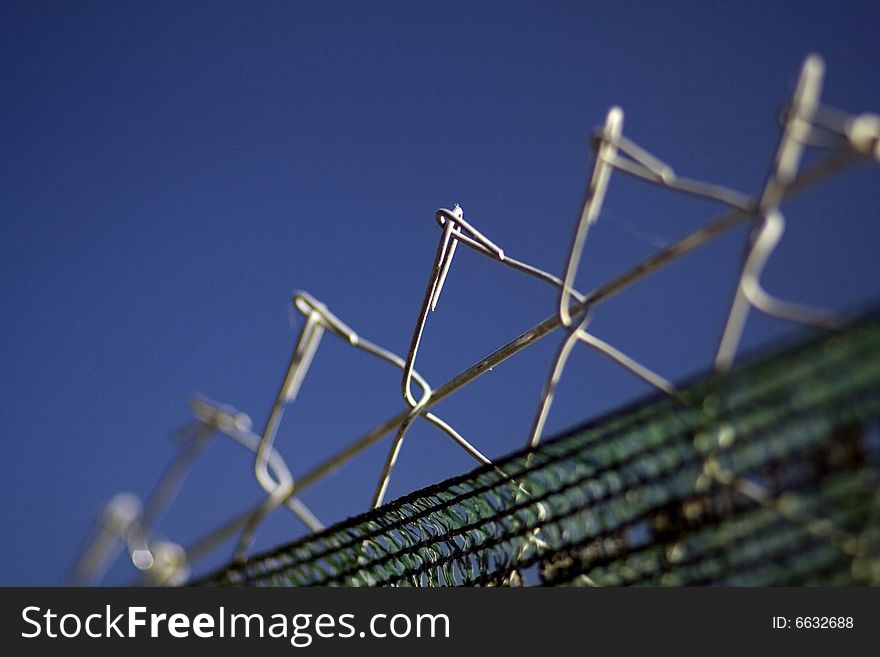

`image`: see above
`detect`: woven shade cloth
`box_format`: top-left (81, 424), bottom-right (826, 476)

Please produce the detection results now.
top-left (197, 315), bottom-right (880, 586)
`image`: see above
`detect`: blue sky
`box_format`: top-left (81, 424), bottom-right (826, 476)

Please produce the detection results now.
top-left (1, 0), bottom-right (878, 585)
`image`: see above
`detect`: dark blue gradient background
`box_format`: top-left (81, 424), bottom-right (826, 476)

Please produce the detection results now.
top-left (1, 0), bottom-right (878, 584)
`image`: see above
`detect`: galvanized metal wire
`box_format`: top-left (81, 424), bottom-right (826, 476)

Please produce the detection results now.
top-left (70, 54), bottom-right (880, 586)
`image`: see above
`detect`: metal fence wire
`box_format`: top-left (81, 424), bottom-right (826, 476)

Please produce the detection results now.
top-left (71, 54), bottom-right (880, 586)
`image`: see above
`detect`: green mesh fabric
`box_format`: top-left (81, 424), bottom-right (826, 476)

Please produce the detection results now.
top-left (197, 316), bottom-right (880, 586)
